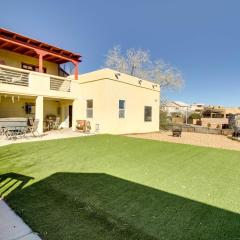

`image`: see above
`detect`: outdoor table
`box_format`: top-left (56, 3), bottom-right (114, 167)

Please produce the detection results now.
top-left (0, 118), bottom-right (28, 139)
top-left (4, 126), bottom-right (28, 139)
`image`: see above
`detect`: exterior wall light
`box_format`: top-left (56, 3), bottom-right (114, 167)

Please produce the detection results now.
top-left (115, 73), bottom-right (121, 79)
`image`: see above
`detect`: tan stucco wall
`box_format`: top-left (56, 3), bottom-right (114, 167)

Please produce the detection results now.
top-left (0, 49), bottom-right (59, 75)
top-left (43, 100), bottom-right (60, 119)
top-left (77, 69), bottom-right (160, 134)
top-left (201, 118), bottom-right (228, 129)
top-left (0, 96), bottom-right (35, 118)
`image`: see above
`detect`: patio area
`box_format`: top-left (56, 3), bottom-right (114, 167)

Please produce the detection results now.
top-left (0, 128), bottom-right (94, 147)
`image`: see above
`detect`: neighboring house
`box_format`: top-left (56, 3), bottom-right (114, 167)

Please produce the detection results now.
top-left (199, 106), bottom-right (240, 129)
top-left (164, 101), bottom-right (190, 116)
top-left (190, 103), bottom-right (205, 113)
top-left (0, 28), bottom-right (160, 134)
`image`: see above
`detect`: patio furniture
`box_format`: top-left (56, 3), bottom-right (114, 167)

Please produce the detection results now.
top-left (172, 125), bottom-right (182, 137)
top-left (0, 118), bottom-right (28, 139)
top-left (28, 117), bottom-right (34, 127)
top-left (76, 120), bottom-right (91, 133)
top-left (52, 117), bottom-right (61, 130)
top-left (233, 126), bottom-right (240, 137)
top-left (28, 119), bottom-right (40, 136)
top-left (46, 115), bottom-right (56, 131)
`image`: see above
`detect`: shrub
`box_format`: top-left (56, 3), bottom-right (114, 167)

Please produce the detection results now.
top-left (160, 111), bottom-right (171, 130)
top-left (189, 112), bottom-right (201, 120)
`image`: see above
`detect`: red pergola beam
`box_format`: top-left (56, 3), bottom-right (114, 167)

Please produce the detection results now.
top-left (0, 35), bottom-right (80, 80)
top-left (0, 36), bottom-right (79, 64)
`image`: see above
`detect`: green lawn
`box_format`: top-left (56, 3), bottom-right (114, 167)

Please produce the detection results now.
top-left (0, 135), bottom-right (240, 240)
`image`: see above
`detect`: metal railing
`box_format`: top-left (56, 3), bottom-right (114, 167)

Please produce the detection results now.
top-left (0, 66), bottom-right (29, 87)
top-left (50, 76), bottom-right (71, 92)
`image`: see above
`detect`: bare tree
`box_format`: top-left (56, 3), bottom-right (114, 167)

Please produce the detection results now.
top-left (104, 46), bottom-right (184, 90)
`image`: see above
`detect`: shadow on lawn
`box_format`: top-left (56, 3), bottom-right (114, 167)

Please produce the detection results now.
top-left (0, 172), bottom-right (34, 198)
top-left (3, 172), bottom-right (240, 240)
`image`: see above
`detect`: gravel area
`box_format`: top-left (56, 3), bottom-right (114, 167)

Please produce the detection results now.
top-left (126, 131), bottom-right (240, 151)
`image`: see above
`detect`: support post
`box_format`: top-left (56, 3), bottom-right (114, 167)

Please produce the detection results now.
top-left (35, 96), bottom-right (44, 134)
top-left (73, 61), bottom-right (79, 80)
top-left (38, 53), bottom-right (43, 73)
top-left (72, 98), bottom-right (81, 131)
top-left (35, 50), bottom-right (47, 73)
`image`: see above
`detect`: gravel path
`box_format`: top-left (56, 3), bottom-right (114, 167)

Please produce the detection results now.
top-left (127, 131), bottom-right (240, 151)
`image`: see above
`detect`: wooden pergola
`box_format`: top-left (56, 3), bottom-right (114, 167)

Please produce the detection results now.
top-left (0, 28), bottom-right (81, 79)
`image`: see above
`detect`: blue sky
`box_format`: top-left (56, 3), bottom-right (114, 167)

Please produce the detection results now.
top-left (1, 0), bottom-right (240, 106)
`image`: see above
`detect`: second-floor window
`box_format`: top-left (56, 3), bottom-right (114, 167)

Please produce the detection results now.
top-left (86, 99), bottom-right (93, 118)
top-left (22, 63), bottom-right (47, 73)
top-left (119, 100), bottom-right (125, 118)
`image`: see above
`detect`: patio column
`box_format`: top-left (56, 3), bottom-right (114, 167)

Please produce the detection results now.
top-left (35, 96), bottom-right (44, 134)
top-left (72, 98), bottom-right (81, 131)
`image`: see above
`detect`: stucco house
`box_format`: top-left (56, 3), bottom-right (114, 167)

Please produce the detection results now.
top-left (0, 28), bottom-right (160, 134)
top-left (164, 101), bottom-right (189, 116)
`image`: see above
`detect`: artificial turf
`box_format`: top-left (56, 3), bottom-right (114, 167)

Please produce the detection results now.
top-left (0, 134), bottom-right (240, 239)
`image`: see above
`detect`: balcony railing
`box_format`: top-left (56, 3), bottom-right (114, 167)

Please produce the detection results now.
top-left (50, 76), bottom-right (71, 92)
top-left (0, 65), bottom-right (76, 96)
top-left (0, 66), bottom-right (29, 86)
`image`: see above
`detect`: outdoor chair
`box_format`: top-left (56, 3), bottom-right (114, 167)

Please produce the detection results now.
top-left (46, 115), bottom-right (56, 131)
top-left (53, 117), bottom-right (61, 130)
top-left (28, 119), bottom-right (40, 137)
top-left (28, 117), bottom-right (34, 127)
top-left (233, 126), bottom-right (240, 137)
top-left (172, 125), bottom-right (182, 137)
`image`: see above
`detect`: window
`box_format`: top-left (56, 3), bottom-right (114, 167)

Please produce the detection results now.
top-left (22, 63), bottom-right (47, 73)
top-left (144, 106), bottom-right (152, 122)
top-left (25, 103), bottom-right (35, 114)
top-left (86, 99), bottom-right (93, 118)
top-left (119, 100), bottom-right (125, 118)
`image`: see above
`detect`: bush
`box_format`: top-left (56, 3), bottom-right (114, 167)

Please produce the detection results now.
top-left (189, 112), bottom-right (201, 120)
top-left (160, 111), bottom-right (171, 130)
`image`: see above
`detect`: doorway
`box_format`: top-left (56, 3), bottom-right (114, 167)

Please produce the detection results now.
top-left (69, 105), bottom-right (72, 128)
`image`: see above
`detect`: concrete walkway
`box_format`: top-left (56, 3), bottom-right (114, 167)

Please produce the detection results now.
top-left (0, 128), bottom-right (94, 147)
top-left (0, 199), bottom-right (41, 240)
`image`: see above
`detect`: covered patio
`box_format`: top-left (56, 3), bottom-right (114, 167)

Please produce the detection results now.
top-left (0, 93), bottom-right (75, 135)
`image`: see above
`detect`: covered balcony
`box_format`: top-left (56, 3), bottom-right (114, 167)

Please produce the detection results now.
top-left (0, 64), bottom-right (80, 98)
top-left (0, 29), bottom-right (83, 134)
top-left (0, 28), bottom-right (81, 80)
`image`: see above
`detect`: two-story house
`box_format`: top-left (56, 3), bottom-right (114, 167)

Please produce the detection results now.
top-left (0, 28), bottom-right (160, 134)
